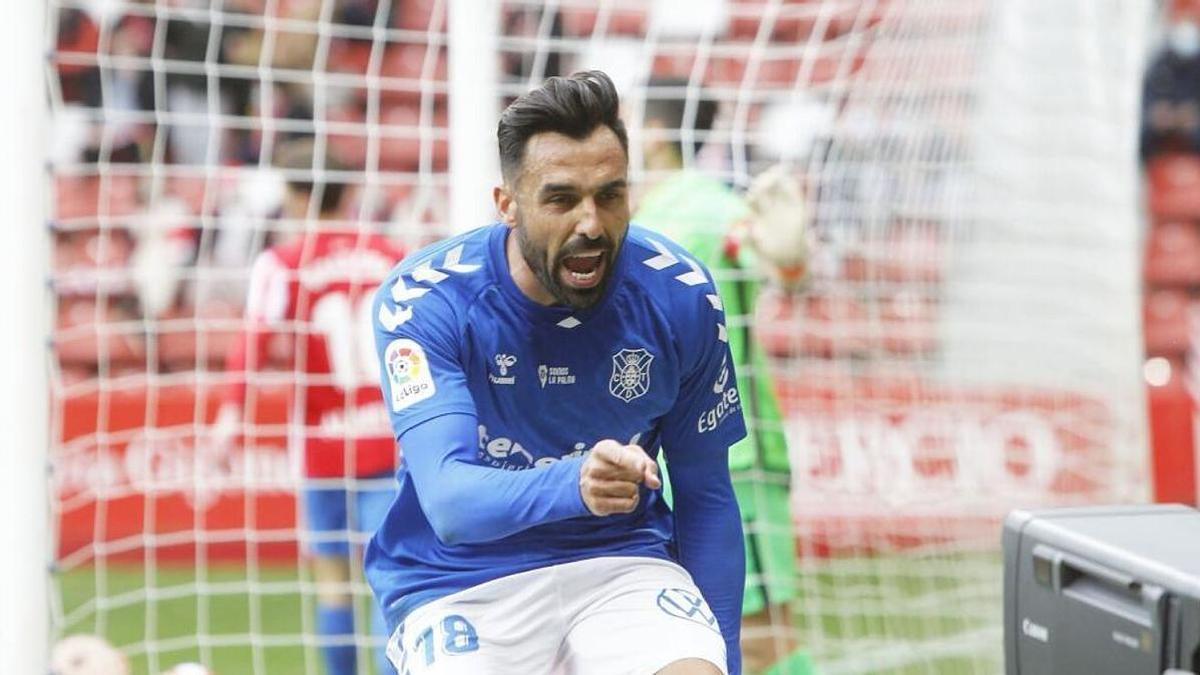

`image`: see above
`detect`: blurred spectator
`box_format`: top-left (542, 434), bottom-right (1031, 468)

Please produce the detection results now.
top-left (501, 6), bottom-right (565, 83)
top-left (55, 9), bottom-right (102, 105)
top-left (337, 0), bottom-right (388, 27)
top-left (639, 78), bottom-right (720, 177)
top-left (1142, 6), bottom-right (1200, 161)
top-left (132, 197), bottom-right (199, 318)
top-left (157, 4), bottom-right (223, 165)
top-left (222, 0), bottom-right (331, 162)
top-left (49, 0), bottom-right (442, 378)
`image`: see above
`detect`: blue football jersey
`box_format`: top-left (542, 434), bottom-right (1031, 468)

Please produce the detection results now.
top-left (366, 223), bottom-right (747, 629)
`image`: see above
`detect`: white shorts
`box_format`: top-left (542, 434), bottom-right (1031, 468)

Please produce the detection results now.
top-left (386, 556), bottom-right (729, 675)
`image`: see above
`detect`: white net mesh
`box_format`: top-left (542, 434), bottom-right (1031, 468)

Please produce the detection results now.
top-left (46, 1), bottom-right (1150, 673)
top-left (47, 1), bottom-right (450, 673)
top-left (488, 1), bottom-right (1151, 672)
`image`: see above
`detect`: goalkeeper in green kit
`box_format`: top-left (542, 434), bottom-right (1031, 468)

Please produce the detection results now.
top-left (635, 86), bottom-right (815, 675)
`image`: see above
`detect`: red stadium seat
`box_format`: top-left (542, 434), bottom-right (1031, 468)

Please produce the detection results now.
top-left (1145, 289), bottom-right (1195, 357)
top-left (757, 57), bottom-right (802, 86)
top-left (772, 2), bottom-right (824, 43)
top-left (877, 223), bottom-right (943, 283)
top-left (53, 175), bottom-right (141, 221)
top-left (57, 364), bottom-right (96, 387)
top-left (757, 288), bottom-right (871, 359)
top-left (166, 176), bottom-right (212, 216)
top-left (879, 290), bottom-right (938, 356)
top-left (651, 53), bottom-right (695, 80)
top-left (836, 225), bottom-right (943, 285)
top-left (727, 0), bottom-right (771, 40)
top-left (727, 0), bottom-right (887, 43)
top-left (1148, 154), bottom-right (1200, 221)
top-left (1145, 221), bottom-right (1200, 287)
top-left (328, 38), bottom-right (373, 77)
top-left (327, 103), bottom-right (448, 172)
top-left (55, 297), bottom-right (144, 369)
top-left (155, 301), bottom-right (240, 372)
top-left (379, 104), bottom-right (449, 171)
top-left (380, 43), bottom-right (448, 106)
top-left (52, 229), bottom-right (136, 296)
top-left (55, 9), bottom-right (100, 75)
top-left (393, 0), bottom-right (446, 31)
top-left (327, 105), bottom-right (369, 169)
top-left (705, 51), bottom-right (856, 89)
top-left (559, 6), bottom-right (647, 37)
top-left (706, 54), bottom-right (748, 86)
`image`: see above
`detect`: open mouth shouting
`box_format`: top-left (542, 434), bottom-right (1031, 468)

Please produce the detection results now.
top-left (560, 250), bottom-right (606, 289)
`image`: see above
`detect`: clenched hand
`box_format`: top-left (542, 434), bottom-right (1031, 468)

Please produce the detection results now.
top-left (578, 440), bottom-right (662, 516)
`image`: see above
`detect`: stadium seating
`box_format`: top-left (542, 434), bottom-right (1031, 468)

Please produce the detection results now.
top-left (1145, 288), bottom-right (1195, 357)
top-left (53, 175), bottom-right (140, 221)
top-left (1145, 221), bottom-right (1200, 287)
top-left (1148, 153), bottom-right (1200, 221)
top-left (54, 296), bottom-right (143, 370)
top-left (393, 0), bottom-right (445, 31)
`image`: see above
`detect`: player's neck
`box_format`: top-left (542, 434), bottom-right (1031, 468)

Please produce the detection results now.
top-left (504, 227), bottom-right (558, 306)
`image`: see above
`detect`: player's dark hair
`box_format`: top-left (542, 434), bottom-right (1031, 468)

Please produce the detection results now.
top-left (643, 77), bottom-right (718, 159)
top-left (273, 138), bottom-right (346, 215)
top-left (497, 70), bottom-right (629, 183)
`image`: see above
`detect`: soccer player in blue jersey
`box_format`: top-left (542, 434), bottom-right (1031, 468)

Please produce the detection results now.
top-left (367, 70), bottom-right (747, 674)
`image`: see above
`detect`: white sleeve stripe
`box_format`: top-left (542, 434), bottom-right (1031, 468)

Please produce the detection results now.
top-left (245, 250), bottom-right (290, 324)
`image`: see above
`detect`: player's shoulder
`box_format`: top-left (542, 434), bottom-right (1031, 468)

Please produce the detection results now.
top-left (623, 225), bottom-right (721, 314)
top-left (393, 226), bottom-right (493, 287)
top-left (376, 226), bottom-right (496, 330)
top-left (621, 225), bottom-right (728, 347)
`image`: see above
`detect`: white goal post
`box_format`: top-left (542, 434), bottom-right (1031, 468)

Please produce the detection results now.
top-left (0, 0), bottom-right (49, 673)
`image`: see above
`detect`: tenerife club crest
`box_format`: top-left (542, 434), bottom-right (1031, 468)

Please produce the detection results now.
top-left (609, 348), bottom-right (654, 402)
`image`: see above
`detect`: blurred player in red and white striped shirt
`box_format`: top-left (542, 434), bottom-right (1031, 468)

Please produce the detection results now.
top-left (216, 140), bottom-right (403, 675)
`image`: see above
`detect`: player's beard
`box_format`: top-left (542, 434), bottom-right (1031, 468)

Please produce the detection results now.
top-left (515, 223), bottom-right (622, 310)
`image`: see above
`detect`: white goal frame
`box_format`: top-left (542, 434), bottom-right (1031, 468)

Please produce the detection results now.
top-left (0, 0), bottom-right (49, 673)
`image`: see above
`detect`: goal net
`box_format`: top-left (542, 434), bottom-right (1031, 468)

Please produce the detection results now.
top-left (45, 0), bottom-right (1151, 673)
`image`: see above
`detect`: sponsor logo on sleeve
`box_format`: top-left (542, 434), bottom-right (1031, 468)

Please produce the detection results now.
top-left (712, 356), bottom-right (730, 393)
top-left (385, 339), bottom-right (435, 411)
top-left (698, 357), bottom-right (741, 433)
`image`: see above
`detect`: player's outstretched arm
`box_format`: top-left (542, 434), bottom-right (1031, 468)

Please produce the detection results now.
top-left (401, 414), bottom-right (655, 545)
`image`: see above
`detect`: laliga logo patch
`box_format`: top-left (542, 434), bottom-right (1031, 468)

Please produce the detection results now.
top-left (609, 348), bottom-right (654, 402)
top-left (656, 588), bottom-right (719, 632)
top-left (385, 339), bottom-right (435, 411)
